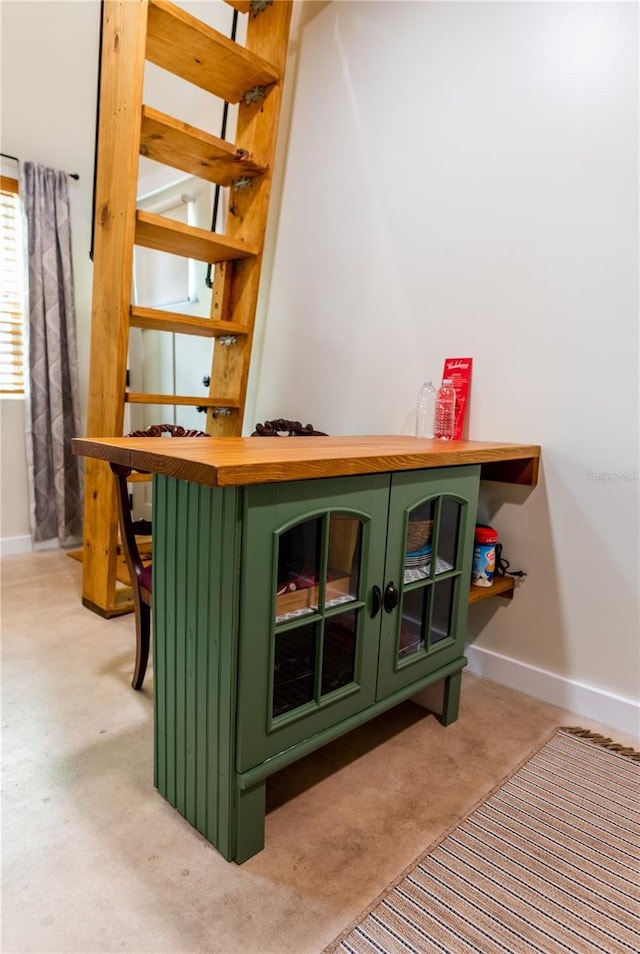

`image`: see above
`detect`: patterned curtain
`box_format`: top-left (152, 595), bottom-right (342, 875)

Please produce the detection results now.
top-left (19, 161), bottom-right (83, 546)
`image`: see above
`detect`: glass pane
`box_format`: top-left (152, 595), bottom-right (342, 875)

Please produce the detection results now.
top-left (275, 518), bottom-right (322, 621)
top-left (273, 624), bottom-right (316, 717)
top-left (404, 501), bottom-right (435, 584)
top-left (431, 578), bottom-right (455, 645)
top-left (321, 610), bottom-right (357, 695)
top-left (327, 514), bottom-right (361, 606)
top-left (398, 588), bottom-right (427, 660)
top-left (435, 497), bottom-right (461, 574)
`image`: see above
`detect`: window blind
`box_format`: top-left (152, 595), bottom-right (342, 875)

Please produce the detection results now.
top-left (0, 176), bottom-right (25, 395)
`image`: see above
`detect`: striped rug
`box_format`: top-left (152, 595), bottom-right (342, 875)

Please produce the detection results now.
top-left (324, 728), bottom-right (640, 954)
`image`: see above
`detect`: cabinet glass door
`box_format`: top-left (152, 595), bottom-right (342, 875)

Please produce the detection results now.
top-left (236, 474), bottom-right (388, 772)
top-left (272, 514), bottom-right (362, 717)
top-left (376, 467), bottom-right (479, 700)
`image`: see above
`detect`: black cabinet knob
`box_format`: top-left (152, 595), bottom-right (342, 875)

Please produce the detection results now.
top-left (383, 581), bottom-right (399, 613)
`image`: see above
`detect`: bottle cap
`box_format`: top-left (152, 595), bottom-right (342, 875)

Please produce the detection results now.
top-left (475, 524), bottom-right (498, 543)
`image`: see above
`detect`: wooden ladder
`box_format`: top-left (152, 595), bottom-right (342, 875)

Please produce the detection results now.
top-left (82, 0), bottom-right (292, 616)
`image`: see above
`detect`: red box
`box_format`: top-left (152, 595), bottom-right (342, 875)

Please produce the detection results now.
top-left (443, 358), bottom-right (473, 440)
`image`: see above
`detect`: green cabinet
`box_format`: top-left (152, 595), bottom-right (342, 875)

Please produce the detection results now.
top-left (237, 466), bottom-right (479, 772)
top-left (153, 464), bottom-right (479, 862)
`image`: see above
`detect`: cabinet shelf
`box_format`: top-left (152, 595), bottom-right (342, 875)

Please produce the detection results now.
top-left (468, 575), bottom-right (515, 604)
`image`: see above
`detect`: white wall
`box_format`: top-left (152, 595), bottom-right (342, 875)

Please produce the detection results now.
top-left (254, 2), bottom-right (639, 726)
top-left (0, 0), bottom-right (101, 551)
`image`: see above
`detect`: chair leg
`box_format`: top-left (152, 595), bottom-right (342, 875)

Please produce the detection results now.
top-left (132, 601), bottom-right (151, 690)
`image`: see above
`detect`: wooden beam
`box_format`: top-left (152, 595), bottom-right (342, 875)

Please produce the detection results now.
top-left (146, 0), bottom-right (280, 102)
top-left (82, 0), bottom-right (148, 614)
top-left (480, 455), bottom-right (539, 487)
top-left (135, 210), bottom-right (258, 262)
top-left (125, 393), bottom-right (241, 408)
top-left (224, 0), bottom-right (251, 13)
top-left (140, 106), bottom-right (268, 186)
top-left (130, 306), bottom-right (248, 338)
top-left (0, 175), bottom-right (18, 195)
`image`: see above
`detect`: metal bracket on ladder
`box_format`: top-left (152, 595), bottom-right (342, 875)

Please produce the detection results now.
top-left (232, 177), bottom-right (253, 192)
top-left (196, 406), bottom-right (233, 417)
top-left (249, 0), bottom-right (273, 15)
top-left (243, 86), bottom-right (267, 106)
top-left (219, 336), bottom-right (237, 346)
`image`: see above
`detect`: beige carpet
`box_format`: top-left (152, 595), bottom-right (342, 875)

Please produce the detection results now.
top-left (324, 728), bottom-right (640, 954)
top-left (4, 549), bottom-right (639, 953)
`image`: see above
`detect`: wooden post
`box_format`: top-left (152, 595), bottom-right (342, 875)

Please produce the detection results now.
top-left (82, 0), bottom-right (148, 615)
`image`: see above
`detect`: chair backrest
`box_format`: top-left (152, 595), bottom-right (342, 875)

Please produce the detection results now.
top-left (112, 423), bottom-right (212, 689)
top-left (127, 423), bottom-right (209, 440)
top-left (252, 418), bottom-right (328, 437)
top-left (112, 425), bottom-right (210, 589)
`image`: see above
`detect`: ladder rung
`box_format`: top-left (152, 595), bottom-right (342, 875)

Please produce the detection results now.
top-left (135, 210), bottom-right (258, 263)
top-left (130, 306), bottom-right (248, 338)
top-left (224, 1), bottom-right (251, 13)
top-left (125, 393), bottom-right (242, 408)
top-left (140, 107), bottom-right (268, 187)
top-left (225, 1), bottom-right (279, 13)
top-left (146, 0), bottom-right (280, 103)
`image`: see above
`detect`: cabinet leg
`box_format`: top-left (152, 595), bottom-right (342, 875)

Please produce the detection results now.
top-left (234, 780), bottom-right (266, 864)
top-left (441, 670), bottom-right (462, 726)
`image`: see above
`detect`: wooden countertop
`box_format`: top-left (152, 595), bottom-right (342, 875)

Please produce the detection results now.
top-left (72, 435), bottom-right (540, 488)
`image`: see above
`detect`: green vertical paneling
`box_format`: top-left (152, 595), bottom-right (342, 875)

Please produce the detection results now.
top-left (174, 479), bottom-right (187, 816)
top-left (205, 481), bottom-right (223, 846)
top-left (164, 476), bottom-right (178, 806)
top-left (194, 483), bottom-right (212, 837)
top-left (215, 487), bottom-right (241, 859)
top-left (153, 475), bottom-right (240, 860)
top-left (206, 482), bottom-right (226, 848)
top-left (183, 481), bottom-right (200, 826)
top-left (153, 475), bottom-right (165, 793)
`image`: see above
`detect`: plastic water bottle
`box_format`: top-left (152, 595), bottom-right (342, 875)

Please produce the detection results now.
top-left (415, 380), bottom-right (436, 438)
top-left (434, 378), bottom-right (456, 440)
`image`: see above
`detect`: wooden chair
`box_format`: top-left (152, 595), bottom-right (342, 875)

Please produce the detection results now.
top-left (112, 420), bottom-right (326, 689)
top-left (251, 418), bottom-right (327, 437)
top-left (110, 424), bottom-right (208, 690)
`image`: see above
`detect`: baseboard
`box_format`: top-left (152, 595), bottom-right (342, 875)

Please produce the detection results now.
top-left (1, 535), bottom-right (32, 556)
top-left (465, 643), bottom-right (639, 738)
top-left (1, 535), bottom-right (59, 556)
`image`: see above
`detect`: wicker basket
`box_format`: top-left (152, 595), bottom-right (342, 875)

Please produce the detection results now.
top-left (406, 519), bottom-right (434, 553)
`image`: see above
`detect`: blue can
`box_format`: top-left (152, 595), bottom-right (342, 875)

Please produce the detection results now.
top-left (472, 525), bottom-right (498, 587)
